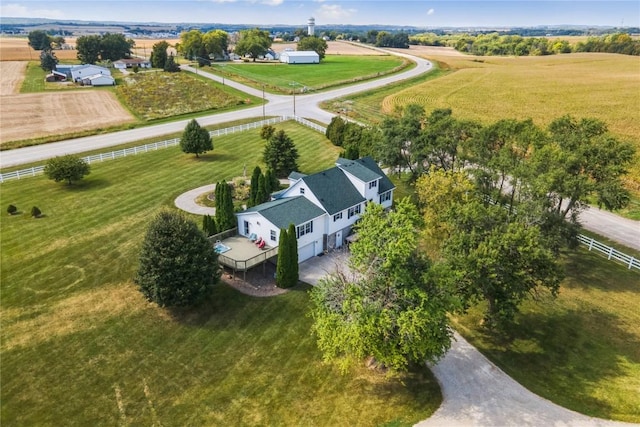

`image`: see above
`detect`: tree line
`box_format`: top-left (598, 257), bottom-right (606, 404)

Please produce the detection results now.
top-left (409, 31), bottom-right (640, 56)
top-left (312, 106), bottom-right (636, 371)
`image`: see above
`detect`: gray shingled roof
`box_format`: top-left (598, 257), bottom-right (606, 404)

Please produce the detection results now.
top-left (337, 156), bottom-right (395, 194)
top-left (301, 167), bottom-right (366, 215)
top-left (242, 196), bottom-right (326, 229)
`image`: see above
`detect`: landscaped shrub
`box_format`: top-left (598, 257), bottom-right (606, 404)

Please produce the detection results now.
top-left (7, 204), bottom-right (18, 215)
top-left (31, 206), bottom-right (42, 218)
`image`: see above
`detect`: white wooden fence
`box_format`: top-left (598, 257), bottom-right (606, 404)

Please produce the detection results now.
top-left (0, 116), bottom-right (325, 183)
top-left (577, 234), bottom-right (639, 271)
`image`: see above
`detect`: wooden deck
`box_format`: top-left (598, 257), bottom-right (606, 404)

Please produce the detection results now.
top-left (215, 235), bottom-right (279, 279)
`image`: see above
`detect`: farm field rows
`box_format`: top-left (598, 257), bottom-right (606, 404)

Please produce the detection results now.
top-left (342, 47), bottom-right (640, 191)
top-left (0, 122), bottom-right (442, 426)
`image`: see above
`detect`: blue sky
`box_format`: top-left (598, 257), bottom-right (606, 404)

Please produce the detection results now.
top-left (1, 1), bottom-right (638, 28)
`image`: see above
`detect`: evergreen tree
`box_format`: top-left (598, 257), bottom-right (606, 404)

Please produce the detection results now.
top-left (276, 228), bottom-right (292, 288)
top-left (164, 54), bottom-right (181, 72)
top-left (265, 168), bottom-right (280, 194)
top-left (215, 181), bottom-right (236, 231)
top-left (287, 223), bottom-right (299, 286)
top-left (263, 130), bottom-right (299, 177)
top-left (135, 210), bottom-right (219, 307)
top-left (249, 166), bottom-right (262, 207)
top-left (256, 174), bottom-right (267, 204)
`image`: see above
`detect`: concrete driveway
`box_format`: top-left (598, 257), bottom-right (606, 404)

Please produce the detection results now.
top-left (299, 250), bottom-right (637, 427)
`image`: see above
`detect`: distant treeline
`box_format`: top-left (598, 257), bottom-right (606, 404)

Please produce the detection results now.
top-left (409, 32), bottom-right (640, 56)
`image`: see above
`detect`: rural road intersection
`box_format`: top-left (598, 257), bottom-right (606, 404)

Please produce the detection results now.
top-left (2, 43), bottom-right (639, 426)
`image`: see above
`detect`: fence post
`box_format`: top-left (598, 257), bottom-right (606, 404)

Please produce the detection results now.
top-left (31, 167), bottom-right (36, 176)
top-left (16, 170), bottom-right (20, 179)
top-left (588, 238), bottom-right (594, 251)
top-left (608, 247), bottom-right (614, 260)
top-left (629, 257), bottom-right (635, 270)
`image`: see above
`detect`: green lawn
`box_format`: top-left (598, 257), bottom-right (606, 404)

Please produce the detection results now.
top-left (0, 121), bottom-right (441, 426)
top-left (453, 248), bottom-right (640, 423)
top-left (209, 55), bottom-right (410, 93)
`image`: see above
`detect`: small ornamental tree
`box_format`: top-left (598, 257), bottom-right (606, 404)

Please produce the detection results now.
top-left (265, 168), bottom-right (280, 194)
top-left (31, 206), bottom-right (42, 218)
top-left (7, 204), bottom-right (18, 215)
top-left (202, 214), bottom-right (218, 237)
top-left (135, 210), bottom-right (220, 307)
top-left (180, 119), bottom-right (212, 157)
top-left (44, 155), bottom-right (90, 185)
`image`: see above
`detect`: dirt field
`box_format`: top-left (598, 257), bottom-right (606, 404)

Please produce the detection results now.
top-left (0, 61), bottom-right (27, 95)
top-left (0, 91), bottom-right (134, 145)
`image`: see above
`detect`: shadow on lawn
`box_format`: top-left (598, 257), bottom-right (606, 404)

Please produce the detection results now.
top-left (562, 249), bottom-right (640, 293)
top-left (478, 307), bottom-right (639, 419)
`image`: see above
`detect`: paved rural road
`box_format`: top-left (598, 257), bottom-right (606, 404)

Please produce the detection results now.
top-left (3, 43), bottom-right (639, 426)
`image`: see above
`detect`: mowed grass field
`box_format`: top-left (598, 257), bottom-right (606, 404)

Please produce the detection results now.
top-left (210, 54), bottom-right (409, 93)
top-left (453, 248), bottom-right (640, 423)
top-left (0, 122), bottom-right (442, 426)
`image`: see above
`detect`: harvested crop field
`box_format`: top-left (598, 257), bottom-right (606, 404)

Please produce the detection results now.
top-left (0, 37), bottom-right (78, 62)
top-left (0, 61), bottom-right (27, 95)
top-left (274, 41), bottom-right (386, 56)
top-left (0, 91), bottom-right (134, 144)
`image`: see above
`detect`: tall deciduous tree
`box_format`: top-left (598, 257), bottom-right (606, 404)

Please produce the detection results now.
top-left (28, 30), bottom-right (52, 50)
top-left (436, 198), bottom-right (563, 329)
top-left (310, 198), bottom-right (453, 372)
top-left (203, 29), bottom-right (229, 59)
top-left (76, 35), bottom-right (102, 64)
top-left (180, 119), bottom-right (212, 157)
top-left (534, 115), bottom-right (636, 219)
top-left (377, 103), bottom-right (425, 178)
top-left (179, 29), bottom-right (205, 60)
top-left (135, 210), bottom-right (219, 307)
top-left (234, 28), bottom-right (272, 61)
top-left (263, 130), bottom-right (299, 177)
top-left (44, 155), bottom-right (90, 185)
top-left (40, 49), bottom-right (58, 72)
top-left (297, 36), bottom-right (328, 59)
top-left (150, 40), bottom-right (169, 69)
top-left (99, 33), bottom-right (134, 61)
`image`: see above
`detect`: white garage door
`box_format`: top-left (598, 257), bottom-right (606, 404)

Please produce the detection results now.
top-left (298, 242), bottom-right (315, 263)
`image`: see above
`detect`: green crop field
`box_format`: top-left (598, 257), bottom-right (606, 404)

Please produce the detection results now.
top-left (0, 121), bottom-right (441, 426)
top-left (209, 54), bottom-right (409, 93)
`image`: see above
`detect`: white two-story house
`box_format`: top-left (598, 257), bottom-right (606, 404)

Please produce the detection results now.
top-left (236, 157), bottom-right (395, 262)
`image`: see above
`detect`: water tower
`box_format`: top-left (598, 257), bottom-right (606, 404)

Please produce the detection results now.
top-left (307, 17), bottom-right (315, 36)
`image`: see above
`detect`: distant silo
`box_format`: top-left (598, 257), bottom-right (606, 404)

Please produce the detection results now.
top-left (307, 17), bottom-right (315, 36)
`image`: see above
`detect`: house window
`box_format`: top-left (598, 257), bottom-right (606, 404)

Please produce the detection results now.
top-left (369, 180), bottom-right (378, 189)
top-left (300, 188), bottom-right (305, 194)
top-left (244, 221), bottom-right (250, 235)
top-left (380, 191), bottom-right (392, 203)
top-left (347, 204), bottom-right (361, 219)
top-left (296, 221), bottom-right (313, 238)
top-left (333, 212), bottom-right (343, 222)
top-left (270, 230), bottom-right (276, 241)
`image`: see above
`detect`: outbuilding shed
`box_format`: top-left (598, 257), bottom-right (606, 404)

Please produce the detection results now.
top-left (279, 50), bottom-right (319, 64)
top-left (82, 74), bottom-right (116, 86)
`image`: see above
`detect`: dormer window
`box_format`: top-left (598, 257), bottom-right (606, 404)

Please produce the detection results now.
top-left (368, 180), bottom-right (378, 189)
